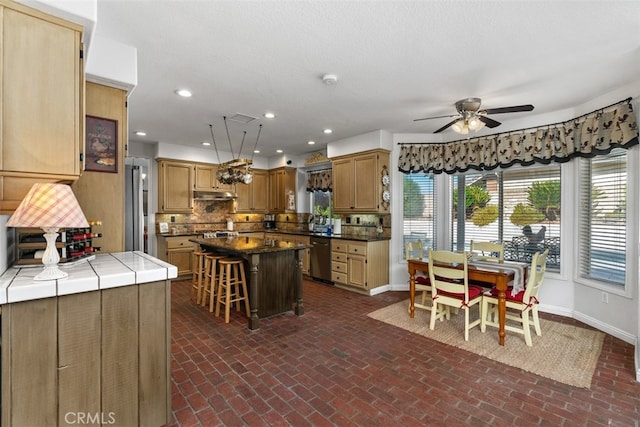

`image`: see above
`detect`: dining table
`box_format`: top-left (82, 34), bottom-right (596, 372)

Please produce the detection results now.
top-left (407, 257), bottom-right (526, 346)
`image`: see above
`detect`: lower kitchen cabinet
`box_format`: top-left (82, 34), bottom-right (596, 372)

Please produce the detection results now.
top-left (157, 235), bottom-right (198, 277)
top-left (331, 239), bottom-right (389, 292)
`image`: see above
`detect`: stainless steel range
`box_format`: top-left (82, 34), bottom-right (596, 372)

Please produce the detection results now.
top-left (202, 231), bottom-right (240, 238)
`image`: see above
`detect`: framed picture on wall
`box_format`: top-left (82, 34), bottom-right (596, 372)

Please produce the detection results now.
top-left (85, 115), bottom-right (118, 173)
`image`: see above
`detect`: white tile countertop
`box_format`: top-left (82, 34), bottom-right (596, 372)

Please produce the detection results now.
top-left (0, 251), bottom-right (178, 305)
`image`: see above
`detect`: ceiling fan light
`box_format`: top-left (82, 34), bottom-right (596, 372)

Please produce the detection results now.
top-left (468, 117), bottom-right (485, 131)
top-left (452, 119), bottom-right (467, 134)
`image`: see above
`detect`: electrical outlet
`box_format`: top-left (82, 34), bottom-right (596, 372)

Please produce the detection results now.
top-left (170, 216), bottom-right (175, 223)
top-left (601, 292), bottom-right (609, 303)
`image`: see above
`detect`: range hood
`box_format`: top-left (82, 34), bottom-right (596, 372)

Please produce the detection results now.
top-left (193, 190), bottom-right (237, 200)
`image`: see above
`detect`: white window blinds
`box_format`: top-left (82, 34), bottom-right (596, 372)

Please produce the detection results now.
top-left (403, 174), bottom-right (436, 258)
top-left (579, 149), bottom-right (627, 285)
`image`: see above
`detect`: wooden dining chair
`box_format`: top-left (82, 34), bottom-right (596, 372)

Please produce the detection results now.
top-left (480, 249), bottom-right (549, 346)
top-left (405, 240), bottom-right (431, 311)
top-left (427, 249), bottom-right (484, 341)
top-left (470, 240), bottom-right (504, 262)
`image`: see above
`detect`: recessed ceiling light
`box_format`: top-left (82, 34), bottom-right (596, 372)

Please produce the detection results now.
top-left (201, 141), bottom-right (211, 146)
top-left (264, 112), bottom-right (275, 119)
top-left (253, 149), bottom-right (260, 154)
top-left (175, 89), bottom-right (192, 97)
top-left (323, 129), bottom-right (332, 134)
top-left (135, 131), bottom-right (147, 136)
top-left (276, 149), bottom-right (283, 153)
top-left (322, 74), bottom-right (338, 85)
top-left (308, 140), bottom-right (315, 145)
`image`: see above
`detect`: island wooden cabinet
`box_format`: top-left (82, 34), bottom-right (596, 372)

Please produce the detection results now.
top-left (236, 169), bottom-right (268, 212)
top-left (266, 232), bottom-right (310, 275)
top-left (268, 167), bottom-right (296, 212)
top-left (158, 159), bottom-right (193, 213)
top-left (157, 235), bottom-right (199, 277)
top-left (331, 149), bottom-right (390, 213)
top-left (331, 239), bottom-right (389, 292)
top-left (0, 0), bottom-right (84, 214)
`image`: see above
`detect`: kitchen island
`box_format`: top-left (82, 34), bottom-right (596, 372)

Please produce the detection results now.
top-left (190, 236), bottom-right (305, 330)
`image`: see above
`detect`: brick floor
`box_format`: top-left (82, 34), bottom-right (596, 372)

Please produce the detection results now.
top-left (169, 279), bottom-right (640, 426)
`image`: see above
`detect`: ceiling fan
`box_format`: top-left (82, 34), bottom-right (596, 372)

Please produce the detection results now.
top-left (414, 97), bottom-right (534, 134)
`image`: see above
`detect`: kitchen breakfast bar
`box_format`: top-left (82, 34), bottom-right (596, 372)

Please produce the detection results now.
top-left (190, 236), bottom-right (306, 329)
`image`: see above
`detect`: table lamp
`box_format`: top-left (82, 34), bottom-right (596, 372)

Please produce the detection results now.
top-left (6, 183), bottom-right (89, 281)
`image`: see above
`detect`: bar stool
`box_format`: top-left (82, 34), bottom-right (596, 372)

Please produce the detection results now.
top-left (191, 250), bottom-right (208, 304)
top-left (202, 254), bottom-right (227, 312)
top-left (215, 258), bottom-right (250, 323)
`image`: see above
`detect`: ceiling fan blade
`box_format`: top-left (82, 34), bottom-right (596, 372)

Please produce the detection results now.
top-left (479, 116), bottom-right (501, 128)
top-left (413, 113), bottom-right (458, 122)
top-left (480, 104), bottom-right (534, 115)
top-left (434, 118), bottom-right (461, 133)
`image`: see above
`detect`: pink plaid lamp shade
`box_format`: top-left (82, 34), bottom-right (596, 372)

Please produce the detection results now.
top-left (6, 183), bottom-right (89, 228)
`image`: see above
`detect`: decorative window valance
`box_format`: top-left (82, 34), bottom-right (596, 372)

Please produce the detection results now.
top-left (398, 98), bottom-right (639, 174)
top-left (306, 169), bottom-right (332, 192)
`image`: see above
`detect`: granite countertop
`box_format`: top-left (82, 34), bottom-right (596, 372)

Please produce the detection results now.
top-left (264, 229), bottom-right (390, 242)
top-left (160, 230), bottom-right (389, 242)
top-left (0, 252), bottom-right (178, 305)
top-left (190, 236), bottom-right (307, 254)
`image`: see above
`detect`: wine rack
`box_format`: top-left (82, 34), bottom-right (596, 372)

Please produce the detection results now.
top-left (14, 220), bottom-right (103, 266)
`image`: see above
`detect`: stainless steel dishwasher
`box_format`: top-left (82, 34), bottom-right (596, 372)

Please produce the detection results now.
top-left (310, 236), bottom-right (332, 283)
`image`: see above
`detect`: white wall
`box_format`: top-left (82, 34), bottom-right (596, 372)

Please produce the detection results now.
top-left (327, 130), bottom-right (393, 158)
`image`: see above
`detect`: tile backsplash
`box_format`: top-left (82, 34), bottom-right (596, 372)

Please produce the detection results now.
top-left (156, 199), bottom-right (390, 237)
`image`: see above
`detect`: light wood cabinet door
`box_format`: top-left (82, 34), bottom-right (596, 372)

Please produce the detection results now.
top-left (353, 153), bottom-right (378, 210)
top-left (253, 170), bottom-right (269, 211)
top-left (194, 164), bottom-right (215, 191)
top-left (0, 3), bottom-right (84, 213)
top-left (237, 169), bottom-right (268, 212)
top-left (332, 158), bottom-right (354, 211)
top-left (268, 167), bottom-right (296, 212)
top-left (347, 254), bottom-right (367, 289)
top-left (167, 248), bottom-right (194, 277)
top-left (158, 160), bottom-right (193, 212)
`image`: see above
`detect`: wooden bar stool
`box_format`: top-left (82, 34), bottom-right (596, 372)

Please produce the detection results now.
top-left (201, 254), bottom-right (227, 312)
top-left (215, 258), bottom-right (250, 323)
top-left (191, 250), bottom-right (208, 304)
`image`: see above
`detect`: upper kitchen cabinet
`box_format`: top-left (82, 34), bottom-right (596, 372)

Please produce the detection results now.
top-left (158, 159), bottom-right (193, 213)
top-left (194, 163), bottom-right (235, 192)
top-left (236, 169), bottom-right (268, 212)
top-left (332, 149), bottom-right (390, 213)
top-left (0, 0), bottom-right (84, 213)
top-left (269, 167), bottom-right (296, 212)
top-left (194, 164), bottom-right (216, 191)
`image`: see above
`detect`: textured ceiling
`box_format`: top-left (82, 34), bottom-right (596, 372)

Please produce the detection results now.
top-left (93, 0), bottom-right (640, 158)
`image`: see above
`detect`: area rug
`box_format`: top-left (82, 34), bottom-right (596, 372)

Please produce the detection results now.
top-left (367, 299), bottom-right (604, 388)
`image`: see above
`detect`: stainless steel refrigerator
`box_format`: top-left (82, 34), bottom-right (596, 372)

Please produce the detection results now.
top-left (125, 164), bottom-right (145, 251)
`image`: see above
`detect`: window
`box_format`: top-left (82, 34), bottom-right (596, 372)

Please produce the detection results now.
top-left (578, 149), bottom-right (627, 286)
top-left (311, 190), bottom-right (331, 227)
top-left (403, 174), bottom-right (436, 258)
top-left (450, 166), bottom-right (561, 271)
